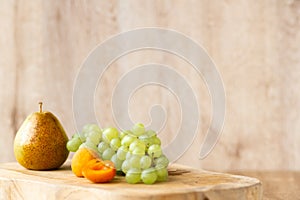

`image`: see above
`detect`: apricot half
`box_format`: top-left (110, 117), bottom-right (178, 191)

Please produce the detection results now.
top-left (71, 147), bottom-right (98, 177)
top-left (82, 159), bottom-right (116, 183)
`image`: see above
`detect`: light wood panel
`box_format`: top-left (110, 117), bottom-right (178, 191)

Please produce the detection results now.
top-left (0, 0), bottom-right (299, 171)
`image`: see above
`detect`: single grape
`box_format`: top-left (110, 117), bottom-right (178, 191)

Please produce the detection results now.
top-left (117, 146), bottom-right (128, 160)
top-left (138, 134), bottom-right (148, 140)
top-left (71, 133), bottom-right (80, 139)
top-left (131, 123), bottom-right (145, 136)
top-left (83, 139), bottom-right (99, 152)
top-left (102, 127), bottom-right (119, 143)
top-left (129, 155), bottom-right (142, 169)
top-left (121, 160), bottom-right (130, 173)
top-left (140, 155), bottom-right (152, 169)
top-left (82, 124), bottom-right (101, 134)
top-left (87, 130), bottom-right (102, 145)
top-left (126, 168), bottom-right (141, 184)
top-left (81, 124), bottom-right (92, 135)
top-left (111, 154), bottom-right (123, 170)
top-left (155, 166), bottom-right (168, 182)
top-left (102, 148), bottom-right (115, 160)
top-left (132, 147), bottom-right (146, 156)
top-left (146, 136), bottom-right (161, 146)
top-left (78, 132), bottom-right (86, 143)
top-left (126, 151), bottom-right (132, 160)
top-left (88, 124), bottom-right (102, 133)
top-left (154, 155), bottom-right (169, 168)
top-left (119, 131), bottom-right (128, 139)
top-left (121, 135), bottom-right (136, 147)
top-left (98, 141), bottom-right (110, 154)
top-left (141, 168), bottom-right (157, 184)
top-left (152, 137), bottom-right (161, 145)
top-left (110, 138), bottom-right (121, 150)
top-left (66, 137), bottom-right (82, 152)
top-left (148, 144), bottom-right (162, 158)
top-left (139, 136), bottom-right (152, 148)
top-left (139, 135), bottom-right (160, 148)
top-left (129, 140), bottom-right (146, 152)
top-left (145, 130), bottom-right (156, 137)
top-left (123, 130), bottom-right (135, 137)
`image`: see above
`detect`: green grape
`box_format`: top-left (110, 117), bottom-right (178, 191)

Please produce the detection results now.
top-left (132, 123), bottom-right (145, 136)
top-left (102, 127), bottom-right (119, 143)
top-left (82, 124), bottom-right (101, 134)
top-left (141, 168), bottom-right (157, 184)
top-left (140, 155), bottom-right (152, 169)
top-left (132, 147), bottom-right (145, 156)
top-left (102, 148), bottom-right (115, 160)
top-left (155, 165), bottom-right (168, 181)
top-left (121, 160), bottom-right (130, 173)
top-left (129, 140), bottom-right (146, 152)
top-left (126, 152), bottom-right (132, 160)
top-left (87, 130), bottom-right (102, 145)
top-left (78, 132), bottom-right (86, 143)
top-left (66, 137), bottom-right (82, 152)
top-left (83, 139), bottom-right (99, 152)
top-left (121, 135), bottom-right (136, 147)
top-left (154, 155), bottom-right (169, 168)
top-left (81, 124), bottom-right (92, 135)
top-left (151, 136), bottom-right (161, 145)
top-left (138, 134), bottom-right (148, 140)
top-left (97, 141), bottom-right (109, 154)
top-left (117, 146), bottom-right (128, 160)
top-left (139, 135), bottom-right (160, 148)
top-left (126, 168), bottom-right (141, 184)
top-left (148, 144), bottom-right (162, 158)
top-left (123, 130), bottom-right (135, 137)
top-left (145, 130), bottom-right (156, 137)
top-left (119, 131), bottom-right (128, 139)
top-left (139, 136), bottom-right (152, 148)
top-left (111, 154), bottom-right (123, 170)
top-left (71, 133), bottom-right (80, 139)
top-left (129, 155), bottom-right (141, 169)
top-left (88, 124), bottom-right (102, 133)
top-left (110, 138), bottom-right (121, 150)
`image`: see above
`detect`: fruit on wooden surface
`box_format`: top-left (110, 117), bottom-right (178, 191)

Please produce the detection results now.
top-left (82, 159), bottom-right (116, 183)
top-left (67, 123), bottom-right (169, 184)
top-left (14, 102), bottom-right (69, 170)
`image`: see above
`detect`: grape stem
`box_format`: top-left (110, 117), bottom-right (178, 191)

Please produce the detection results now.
top-left (151, 153), bottom-right (155, 167)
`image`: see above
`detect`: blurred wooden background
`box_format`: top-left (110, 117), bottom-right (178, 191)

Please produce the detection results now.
top-left (0, 0), bottom-right (300, 171)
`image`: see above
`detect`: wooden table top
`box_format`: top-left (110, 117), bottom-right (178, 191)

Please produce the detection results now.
top-left (1, 161), bottom-right (298, 199)
top-left (0, 162), bottom-right (262, 200)
top-left (230, 171), bottom-right (300, 200)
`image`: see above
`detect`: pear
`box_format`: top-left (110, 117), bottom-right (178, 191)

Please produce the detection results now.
top-left (14, 102), bottom-right (69, 170)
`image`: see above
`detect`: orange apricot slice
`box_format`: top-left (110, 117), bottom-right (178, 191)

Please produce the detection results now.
top-left (71, 147), bottom-right (99, 177)
top-left (82, 158), bottom-right (116, 183)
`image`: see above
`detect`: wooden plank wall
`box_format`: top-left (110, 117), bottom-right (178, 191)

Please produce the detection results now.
top-left (0, 0), bottom-right (299, 171)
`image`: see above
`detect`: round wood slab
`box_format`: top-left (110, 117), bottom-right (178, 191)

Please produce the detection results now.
top-left (0, 162), bottom-right (262, 200)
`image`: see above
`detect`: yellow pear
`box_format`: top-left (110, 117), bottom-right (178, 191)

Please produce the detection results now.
top-left (14, 102), bottom-right (69, 170)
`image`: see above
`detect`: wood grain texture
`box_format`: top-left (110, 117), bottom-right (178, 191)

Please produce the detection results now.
top-left (231, 170), bottom-right (300, 200)
top-left (0, 0), bottom-right (300, 171)
top-left (0, 162), bottom-right (262, 200)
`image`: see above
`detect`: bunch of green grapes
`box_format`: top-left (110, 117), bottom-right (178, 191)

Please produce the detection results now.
top-left (67, 123), bottom-right (169, 184)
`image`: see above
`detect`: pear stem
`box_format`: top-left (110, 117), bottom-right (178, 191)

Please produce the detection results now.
top-left (39, 102), bottom-right (43, 113)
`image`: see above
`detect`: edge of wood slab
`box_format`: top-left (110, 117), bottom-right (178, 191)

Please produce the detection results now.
top-left (0, 162), bottom-right (262, 200)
